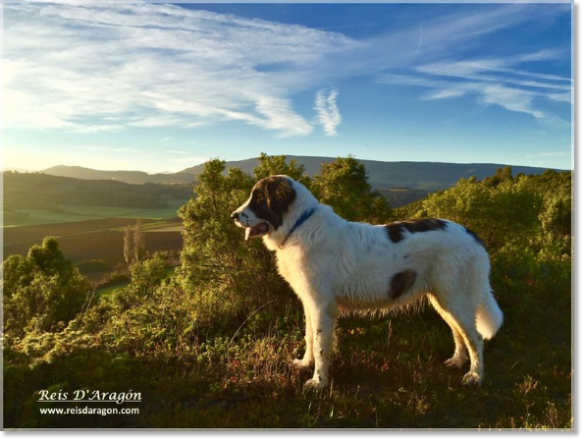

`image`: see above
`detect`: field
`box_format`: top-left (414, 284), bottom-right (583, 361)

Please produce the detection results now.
top-left (2, 198), bottom-right (187, 228)
top-left (3, 219), bottom-right (183, 270)
top-left (2, 200), bottom-right (186, 283)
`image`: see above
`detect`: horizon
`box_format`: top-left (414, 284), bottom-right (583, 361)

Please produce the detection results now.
top-left (3, 1), bottom-right (573, 173)
top-left (3, 153), bottom-right (571, 176)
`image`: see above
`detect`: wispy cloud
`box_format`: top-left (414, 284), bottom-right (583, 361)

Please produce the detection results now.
top-left (3, 2), bottom-right (570, 138)
top-left (314, 89), bottom-right (341, 136)
top-left (3, 2), bottom-right (354, 137)
top-left (165, 149), bottom-right (188, 154)
top-left (526, 151), bottom-right (571, 158)
top-left (378, 48), bottom-right (571, 120)
top-left (170, 157), bottom-right (208, 164)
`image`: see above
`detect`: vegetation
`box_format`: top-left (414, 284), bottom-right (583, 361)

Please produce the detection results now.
top-left (3, 237), bottom-right (91, 338)
top-left (3, 171), bottom-right (192, 211)
top-left (2, 156), bottom-right (572, 429)
top-left (2, 201), bottom-right (187, 228)
top-left (75, 259), bottom-right (109, 273)
top-left (123, 221), bottom-right (147, 266)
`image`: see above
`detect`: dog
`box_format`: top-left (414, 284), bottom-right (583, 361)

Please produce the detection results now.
top-left (231, 175), bottom-right (503, 389)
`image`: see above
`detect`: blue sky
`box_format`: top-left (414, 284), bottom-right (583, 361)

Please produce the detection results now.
top-left (2, 1), bottom-right (573, 173)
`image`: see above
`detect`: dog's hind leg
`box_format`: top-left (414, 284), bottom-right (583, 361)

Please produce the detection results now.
top-left (291, 302), bottom-right (315, 370)
top-left (428, 294), bottom-right (484, 386)
top-left (428, 295), bottom-right (469, 369)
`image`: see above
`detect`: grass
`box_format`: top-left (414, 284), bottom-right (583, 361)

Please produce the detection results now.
top-left (59, 199), bottom-right (186, 220)
top-left (3, 208), bottom-right (99, 227)
top-left (4, 292), bottom-right (572, 429)
top-left (95, 280), bottom-right (131, 296)
top-left (95, 268), bottom-right (177, 296)
top-left (110, 221), bottom-right (183, 232)
top-left (2, 198), bottom-right (187, 228)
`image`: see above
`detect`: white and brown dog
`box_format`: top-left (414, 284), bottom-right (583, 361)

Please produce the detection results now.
top-left (231, 175), bottom-right (503, 389)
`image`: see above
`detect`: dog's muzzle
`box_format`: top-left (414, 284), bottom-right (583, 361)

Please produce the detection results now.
top-left (230, 210), bottom-right (269, 240)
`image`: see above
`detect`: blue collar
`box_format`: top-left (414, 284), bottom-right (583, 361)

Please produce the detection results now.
top-left (281, 207), bottom-right (316, 247)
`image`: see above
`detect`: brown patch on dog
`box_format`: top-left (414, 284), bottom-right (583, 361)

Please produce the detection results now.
top-left (389, 270), bottom-right (417, 299)
top-left (248, 176), bottom-right (296, 230)
top-left (385, 218), bottom-right (448, 243)
top-left (465, 227), bottom-right (486, 249)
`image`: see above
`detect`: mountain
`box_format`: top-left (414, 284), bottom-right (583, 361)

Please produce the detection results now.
top-left (39, 156), bottom-right (565, 190)
top-left (180, 155), bottom-right (564, 190)
top-left (41, 165), bottom-right (196, 185)
top-left (3, 167), bottom-right (34, 173)
top-left (3, 171), bottom-right (193, 210)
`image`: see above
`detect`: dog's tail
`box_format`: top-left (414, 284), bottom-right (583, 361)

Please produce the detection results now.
top-left (476, 291), bottom-right (503, 340)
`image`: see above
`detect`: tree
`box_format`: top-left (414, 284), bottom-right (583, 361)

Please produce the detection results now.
top-left (177, 156), bottom-right (296, 303)
top-left (123, 224), bottom-right (135, 265)
top-left (253, 153), bottom-right (311, 187)
top-left (312, 156), bottom-right (392, 223)
top-left (124, 220), bottom-right (146, 265)
top-left (126, 253), bottom-right (168, 299)
top-left (2, 237), bottom-right (90, 337)
top-left (133, 219), bottom-right (146, 264)
top-left (417, 171), bottom-right (544, 250)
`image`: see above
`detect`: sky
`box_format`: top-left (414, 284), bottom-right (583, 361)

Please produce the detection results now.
top-left (1, 0), bottom-right (574, 173)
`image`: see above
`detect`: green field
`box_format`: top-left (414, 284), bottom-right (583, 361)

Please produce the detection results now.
top-left (95, 268), bottom-right (177, 296)
top-left (2, 198), bottom-right (188, 228)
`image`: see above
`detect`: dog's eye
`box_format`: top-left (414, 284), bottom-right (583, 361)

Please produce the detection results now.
top-left (252, 190), bottom-right (265, 202)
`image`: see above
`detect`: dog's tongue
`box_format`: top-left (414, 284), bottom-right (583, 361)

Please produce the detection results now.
top-left (245, 223), bottom-right (268, 241)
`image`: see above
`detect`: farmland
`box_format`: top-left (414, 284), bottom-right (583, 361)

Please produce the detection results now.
top-left (2, 181), bottom-right (189, 276)
top-left (3, 218), bottom-right (183, 271)
top-left (2, 198), bottom-right (187, 228)
top-left (2, 197), bottom-right (186, 285)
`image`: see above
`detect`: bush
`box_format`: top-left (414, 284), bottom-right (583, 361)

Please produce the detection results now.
top-left (2, 237), bottom-right (91, 338)
top-left (75, 259), bottom-right (109, 273)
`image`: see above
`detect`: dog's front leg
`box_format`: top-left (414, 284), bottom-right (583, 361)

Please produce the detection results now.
top-left (292, 302), bottom-right (314, 370)
top-left (304, 304), bottom-right (336, 390)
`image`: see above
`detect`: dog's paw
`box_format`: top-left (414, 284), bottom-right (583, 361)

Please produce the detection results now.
top-left (303, 377), bottom-right (327, 391)
top-left (444, 354), bottom-right (468, 369)
top-left (290, 358), bottom-right (314, 371)
top-left (461, 371), bottom-right (482, 386)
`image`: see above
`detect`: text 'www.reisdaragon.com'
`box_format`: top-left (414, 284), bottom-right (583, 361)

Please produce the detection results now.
top-left (39, 406), bottom-right (140, 416)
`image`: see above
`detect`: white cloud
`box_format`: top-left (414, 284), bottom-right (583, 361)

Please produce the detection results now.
top-left (379, 47), bottom-right (571, 120)
top-left (314, 89), bottom-right (341, 136)
top-left (169, 157), bottom-right (208, 164)
top-left (165, 149), bottom-right (188, 154)
top-left (2, 2), bottom-right (570, 137)
top-left (526, 152), bottom-right (571, 158)
top-left (3, 2), bottom-right (354, 137)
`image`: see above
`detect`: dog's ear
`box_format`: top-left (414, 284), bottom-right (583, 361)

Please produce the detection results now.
top-left (264, 176), bottom-right (296, 217)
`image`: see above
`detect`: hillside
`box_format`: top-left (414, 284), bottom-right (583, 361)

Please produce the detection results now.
top-left (41, 165), bottom-right (196, 185)
top-left (181, 156), bottom-right (563, 190)
top-left (39, 156), bottom-right (565, 190)
top-left (3, 171), bottom-right (193, 210)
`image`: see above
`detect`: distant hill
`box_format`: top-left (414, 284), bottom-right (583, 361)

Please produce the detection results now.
top-left (41, 165), bottom-right (196, 185)
top-left (3, 172), bottom-right (193, 210)
top-left (180, 155), bottom-right (564, 190)
top-left (3, 167), bottom-right (34, 173)
top-left (38, 156), bottom-right (564, 190)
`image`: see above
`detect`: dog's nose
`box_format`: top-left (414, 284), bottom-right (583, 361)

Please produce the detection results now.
top-left (230, 211), bottom-right (239, 220)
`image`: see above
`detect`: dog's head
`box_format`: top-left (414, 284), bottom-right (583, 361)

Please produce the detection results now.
top-left (231, 175), bottom-right (297, 240)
